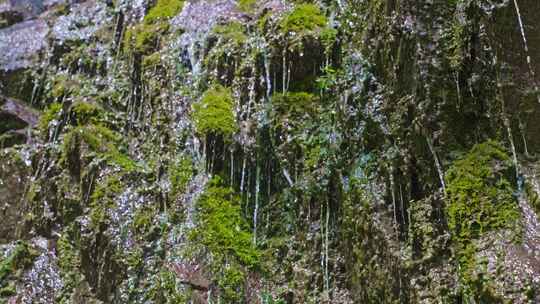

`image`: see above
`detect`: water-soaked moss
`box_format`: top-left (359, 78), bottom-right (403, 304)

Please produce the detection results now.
top-left (61, 124), bottom-right (138, 173)
top-left (123, 23), bottom-right (167, 55)
top-left (270, 91), bottom-right (318, 118)
top-left (123, 0), bottom-right (183, 55)
top-left (237, 0), bottom-right (256, 13)
top-left (132, 206), bottom-right (156, 236)
top-left (214, 21), bottom-right (247, 45)
top-left (280, 3), bottom-right (327, 34)
top-left (192, 85), bottom-right (237, 138)
top-left (57, 225), bottom-right (83, 302)
top-left (70, 101), bottom-right (103, 125)
top-left (445, 140), bottom-right (521, 300)
top-left (190, 177), bottom-right (260, 301)
top-left (192, 177), bottom-right (259, 267)
top-left (142, 52), bottom-right (162, 69)
top-left (89, 175), bottom-right (123, 230)
top-left (38, 102), bottom-right (62, 133)
top-left (169, 156), bottom-right (193, 199)
top-left (445, 140), bottom-right (521, 244)
top-left (144, 0), bottom-right (184, 25)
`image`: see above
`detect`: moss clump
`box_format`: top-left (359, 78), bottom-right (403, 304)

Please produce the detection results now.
top-left (56, 225), bottom-right (83, 302)
top-left (143, 0), bottom-right (184, 25)
top-left (142, 52), bottom-right (162, 69)
top-left (39, 102), bottom-right (62, 133)
top-left (445, 140), bottom-right (521, 244)
top-left (271, 91), bottom-right (318, 116)
top-left (123, 0), bottom-right (183, 55)
top-left (445, 140), bottom-right (521, 300)
top-left (124, 23), bottom-right (168, 55)
top-left (169, 156), bottom-right (193, 198)
top-left (132, 206), bottom-right (156, 236)
top-left (50, 75), bottom-right (79, 99)
top-left (190, 177), bottom-right (260, 301)
top-left (237, 0), bottom-right (256, 12)
top-left (192, 85), bottom-right (237, 137)
top-left (213, 21), bottom-right (247, 45)
top-left (320, 26), bottom-right (338, 51)
top-left (61, 124), bottom-right (138, 173)
top-left (89, 175), bottom-right (123, 230)
top-left (192, 177), bottom-right (259, 267)
top-left (280, 3), bottom-right (327, 34)
top-left (70, 101), bottom-right (103, 125)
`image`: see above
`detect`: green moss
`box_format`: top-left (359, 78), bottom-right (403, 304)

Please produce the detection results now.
top-left (144, 0), bottom-right (184, 25)
top-left (123, 0), bottom-right (183, 55)
top-left (39, 102), bottom-right (62, 133)
top-left (70, 101), bottom-right (103, 125)
top-left (125, 247), bottom-right (143, 269)
top-left (191, 177), bottom-right (259, 267)
top-left (50, 75), bottom-right (79, 99)
top-left (89, 175), bottom-right (123, 230)
top-left (218, 265), bottom-right (245, 302)
top-left (60, 124), bottom-right (138, 172)
top-left (445, 141), bottom-right (521, 300)
top-left (169, 156), bottom-right (193, 198)
top-left (214, 21), bottom-right (247, 45)
top-left (237, 0), bottom-right (256, 12)
top-left (320, 26), bottom-right (338, 51)
top-left (271, 91), bottom-right (317, 116)
top-left (132, 206), bottom-right (155, 236)
top-left (142, 52), bottom-right (162, 69)
top-left (124, 23), bottom-right (169, 55)
top-left (445, 140), bottom-right (520, 244)
top-left (146, 268), bottom-right (189, 303)
top-left (190, 177), bottom-right (259, 302)
top-left (192, 85), bottom-right (237, 137)
top-left (280, 3), bottom-right (327, 34)
top-left (0, 282), bottom-right (15, 297)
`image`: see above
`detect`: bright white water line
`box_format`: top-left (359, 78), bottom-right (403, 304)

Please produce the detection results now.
top-left (512, 0), bottom-right (540, 103)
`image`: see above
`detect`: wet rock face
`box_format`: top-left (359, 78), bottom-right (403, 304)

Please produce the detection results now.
top-left (0, 19), bottom-right (48, 71)
top-left (1, 0), bottom-right (540, 302)
top-left (0, 96), bottom-right (38, 147)
top-left (0, 149), bottom-right (31, 242)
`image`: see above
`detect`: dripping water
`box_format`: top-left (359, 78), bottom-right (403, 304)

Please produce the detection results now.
top-left (512, 0), bottom-right (540, 104)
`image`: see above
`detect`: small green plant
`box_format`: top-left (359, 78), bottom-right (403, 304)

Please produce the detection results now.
top-left (280, 3), bottom-right (327, 34)
top-left (192, 85), bottom-right (237, 137)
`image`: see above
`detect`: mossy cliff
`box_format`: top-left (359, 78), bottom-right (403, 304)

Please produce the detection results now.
top-left (1, 0), bottom-right (540, 303)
